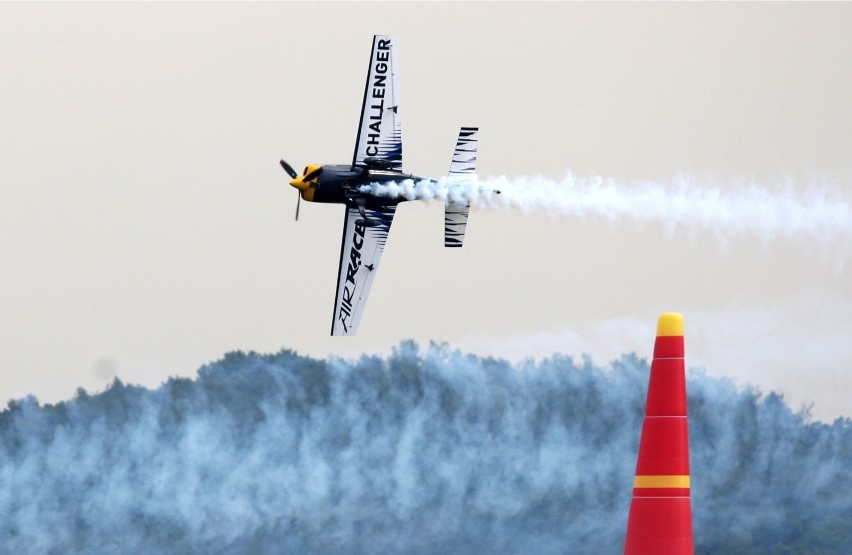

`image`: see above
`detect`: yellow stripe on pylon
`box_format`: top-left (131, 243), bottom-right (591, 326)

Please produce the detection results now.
top-left (633, 475), bottom-right (691, 489)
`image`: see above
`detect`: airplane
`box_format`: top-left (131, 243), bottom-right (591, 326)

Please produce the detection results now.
top-left (281, 35), bottom-right (491, 336)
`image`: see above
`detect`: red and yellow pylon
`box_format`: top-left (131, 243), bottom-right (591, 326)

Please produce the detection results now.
top-left (624, 313), bottom-right (694, 555)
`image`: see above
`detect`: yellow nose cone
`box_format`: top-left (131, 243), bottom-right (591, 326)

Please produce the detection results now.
top-left (289, 164), bottom-right (322, 191)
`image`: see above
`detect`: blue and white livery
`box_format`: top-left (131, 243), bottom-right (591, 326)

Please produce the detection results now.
top-left (279, 36), bottom-right (492, 336)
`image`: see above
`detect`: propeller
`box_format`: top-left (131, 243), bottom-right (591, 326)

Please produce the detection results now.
top-left (280, 159), bottom-right (301, 221)
top-left (281, 159), bottom-right (323, 222)
top-left (280, 159), bottom-right (298, 179)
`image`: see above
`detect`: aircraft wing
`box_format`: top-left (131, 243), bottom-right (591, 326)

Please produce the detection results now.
top-left (352, 35), bottom-right (402, 171)
top-left (330, 204), bottom-right (396, 336)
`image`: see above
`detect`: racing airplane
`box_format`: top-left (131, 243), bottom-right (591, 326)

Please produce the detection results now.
top-left (281, 35), bottom-right (489, 336)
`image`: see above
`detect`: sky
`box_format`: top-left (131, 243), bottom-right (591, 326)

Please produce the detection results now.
top-left (1, 2), bottom-right (850, 421)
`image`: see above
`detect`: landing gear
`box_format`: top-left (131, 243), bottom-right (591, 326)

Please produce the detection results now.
top-left (354, 198), bottom-right (379, 227)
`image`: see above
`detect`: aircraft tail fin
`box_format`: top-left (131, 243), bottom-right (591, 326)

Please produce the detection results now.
top-left (444, 126), bottom-right (478, 248)
top-left (624, 313), bottom-right (694, 555)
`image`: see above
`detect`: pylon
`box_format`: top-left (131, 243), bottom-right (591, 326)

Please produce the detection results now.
top-left (623, 313), bottom-right (694, 554)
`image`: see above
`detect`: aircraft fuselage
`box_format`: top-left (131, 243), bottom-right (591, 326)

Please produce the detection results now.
top-left (290, 164), bottom-right (430, 207)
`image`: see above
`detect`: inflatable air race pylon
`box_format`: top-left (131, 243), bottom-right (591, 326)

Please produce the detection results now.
top-left (623, 312), bottom-right (694, 555)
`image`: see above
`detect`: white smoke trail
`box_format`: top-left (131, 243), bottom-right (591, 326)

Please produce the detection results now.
top-left (360, 172), bottom-right (852, 247)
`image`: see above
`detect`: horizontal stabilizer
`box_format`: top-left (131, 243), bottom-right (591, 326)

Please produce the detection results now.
top-left (445, 127), bottom-right (477, 247)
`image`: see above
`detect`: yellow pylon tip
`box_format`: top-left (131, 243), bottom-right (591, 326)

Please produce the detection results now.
top-left (657, 312), bottom-right (684, 337)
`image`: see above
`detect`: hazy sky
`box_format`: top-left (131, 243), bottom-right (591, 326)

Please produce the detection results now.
top-left (1, 3), bottom-right (850, 421)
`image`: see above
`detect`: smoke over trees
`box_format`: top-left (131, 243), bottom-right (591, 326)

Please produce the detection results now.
top-left (1, 342), bottom-right (849, 554)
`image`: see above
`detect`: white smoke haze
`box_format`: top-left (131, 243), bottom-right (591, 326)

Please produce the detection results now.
top-left (361, 172), bottom-right (852, 252)
top-left (458, 293), bottom-right (852, 423)
top-left (1, 344), bottom-right (850, 554)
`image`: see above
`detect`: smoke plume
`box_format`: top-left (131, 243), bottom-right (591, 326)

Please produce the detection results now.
top-left (360, 173), bottom-right (852, 249)
top-left (1, 343), bottom-right (849, 554)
